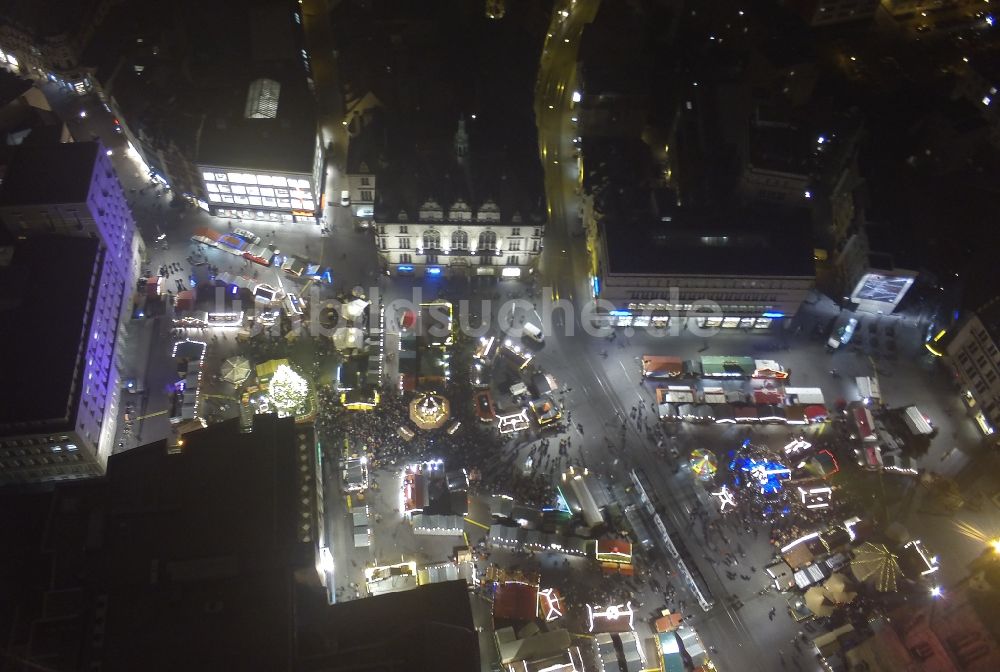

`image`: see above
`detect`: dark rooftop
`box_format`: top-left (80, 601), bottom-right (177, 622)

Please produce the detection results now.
top-left (0, 142), bottom-right (99, 206)
top-left (747, 112), bottom-right (814, 176)
top-left (296, 580), bottom-right (479, 672)
top-left (196, 68), bottom-right (317, 174)
top-left (346, 110), bottom-right (386, 175)
top-left (602, 205), bottom-right (815, 278)
top-left (0, 69), bottom-right (31, 107)
top-left (577, 0), bottom-right (651, 96)
top-left (337, 0), bottom-right (546, 224)
top-left (96, 415), bottom-right (313, 671)
top-left (0, 0), bottom-right (102, 39)
top-left (0, 235), bottom-right (100, 430)
top-left (975, 296), bottom-right (1000, 344)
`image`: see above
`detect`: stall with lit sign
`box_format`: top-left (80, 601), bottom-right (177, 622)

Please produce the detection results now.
top-left (586, 601), bottom-right (635, 633)
top-left (537, 588), bottom-right (564, 622)
top-left (594, 539), bottom-right (633, 575)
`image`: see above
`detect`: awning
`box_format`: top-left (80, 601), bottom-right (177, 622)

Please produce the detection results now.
top-left (754, 388), bottom-right (784, 405)
top-left (903, 406), bottom-right (933, 435)
top-left (703, 387), bottom-right (727, 404)
top-left (759, 405), bottom-right (786, 422)
top-left (785, 404), bottom-right (808, 425)
top-left (659, 402), bottom-right (679, 419)
top-left (642, 355), bottom-right (684, 378)
top-left (694, 404), bottom-right (714, 420)
top-left (733, 405), bottom-right (758, 421)
top-left (806, 405), bottom-right (829, 422)
top-left (713, 404), bottom-right (735, 423)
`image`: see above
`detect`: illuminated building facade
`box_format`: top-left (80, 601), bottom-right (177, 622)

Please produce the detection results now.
top-left (377, 197), bottom-right (544, 279)
top-left (0, 143), bottom-right (140, 484)
top-left (592, 206), bottom-right (815, 327)
top-left (943, 298), bottom-right (1000, 439)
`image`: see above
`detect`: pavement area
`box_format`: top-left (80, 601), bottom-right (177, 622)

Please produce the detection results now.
top-left (26, 1), bottom-right (1000, 669)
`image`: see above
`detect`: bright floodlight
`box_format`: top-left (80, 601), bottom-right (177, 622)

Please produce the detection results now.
top-left (930, 586), bottom-right (942, 598)
top-left (79, 110), bottom-right (87, 118)
top-left (992, 539), bottom-right (1000, 553)
top-left (572, 90), bottom-right (581, 103)
top-left (106, 149), bottom-right (113, 156)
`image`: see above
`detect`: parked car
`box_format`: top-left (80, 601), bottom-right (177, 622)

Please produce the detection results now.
top-left (828, 317), bottom-right (859, 350)
top-left (233, 227), bottom-right (261, 244)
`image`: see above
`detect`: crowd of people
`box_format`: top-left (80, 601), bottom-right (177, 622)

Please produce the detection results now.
top-left (719, 442), bottom-right (852, 551)
top-left (315, 384), bottom-right (557, 508)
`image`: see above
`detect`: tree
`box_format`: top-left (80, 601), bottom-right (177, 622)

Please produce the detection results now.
top-left (269, 364), bottom-right (308, 415)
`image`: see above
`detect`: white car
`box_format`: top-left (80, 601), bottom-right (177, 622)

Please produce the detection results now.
top-left (522, 322), bottom-right (544, 344)
top-left (340, 190), bottom-right (350, 207)
top-left (233, 227), bottom-right (260, 244)
top-left (828, 317), bottom-right (858, 350)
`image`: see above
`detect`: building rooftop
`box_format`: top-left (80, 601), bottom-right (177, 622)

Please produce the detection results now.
top-left (602, 205), bottom-right (815, 278)
top-left (295, 580), bottom-right (479, 672)
top-left (0, 0), bottom-right (101, 39)
top-left (577, 0), bottom-right (652, 96)
top-left (336, 0), bottom-right (545, 225)
top-left (94, 415), bottom-right (314, 671)
top-left (0, 141), bottom-right (98, 206)
top-left (747, 111), bottom-right (814, 176)
top-left (346, 110), bottom-right (385, 175)
top-left (0, 70), bottom-right (32, 108)
top-left (0, 235), bottom-right (100, 431)
top-left (196, 67), bottom-right (316, 174)
top-left (974, 296), bottom-right (1000, 344)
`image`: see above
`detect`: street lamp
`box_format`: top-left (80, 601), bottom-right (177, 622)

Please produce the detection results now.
top-left (991, 539), bottom-right (1000, 554)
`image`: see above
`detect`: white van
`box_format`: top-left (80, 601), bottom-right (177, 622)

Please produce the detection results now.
top-left (340, 190), bottom-right (350, 206)
top-left (522, 322), bottom-right (544, 344)
top-left (828, 317), bottom-right (858, 350)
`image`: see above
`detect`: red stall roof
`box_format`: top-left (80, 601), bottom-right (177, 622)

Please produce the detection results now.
top-left (852, 406), bottom-right (875, 439)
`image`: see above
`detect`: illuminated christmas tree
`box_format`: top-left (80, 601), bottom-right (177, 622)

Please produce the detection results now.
top-left (269, 364), bottom-right (308, 415)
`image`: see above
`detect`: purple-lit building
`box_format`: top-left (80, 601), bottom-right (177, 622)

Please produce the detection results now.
top-left (0, 142), bottom-right (141, 484)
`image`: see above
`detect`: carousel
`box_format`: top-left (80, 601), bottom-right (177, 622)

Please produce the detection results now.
top-left (690, 449), bottom-right (718, 481)
top-left (409, 392), bottom-right (451, 430)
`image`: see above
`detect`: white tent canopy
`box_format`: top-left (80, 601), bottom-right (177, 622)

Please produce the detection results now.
top-left (342, 298), bottom-right (370, 320)
top-left (332, 327), bottom-right (365, 351)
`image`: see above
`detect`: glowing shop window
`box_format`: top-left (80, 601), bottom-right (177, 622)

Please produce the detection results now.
top-left (206, 183), bottom-right (218, 192)
top-left (214, 173), bottom-right (227, 181)
top-left (202, 171), bottom-right (215, 181)
top-left (271, 176), bottom-right (287, 187)
top-left (249, 196), bottom-right (262, 206)
top-left (247, 186), bottom-right (260, 196)
top-left (208, 193), bottom-right (223, 202)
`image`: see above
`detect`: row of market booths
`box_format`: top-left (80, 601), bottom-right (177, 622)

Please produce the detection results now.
top-left (766, 516), bottom-right (941, 621)
top-left (656, 388), bottom-right (829, 425)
